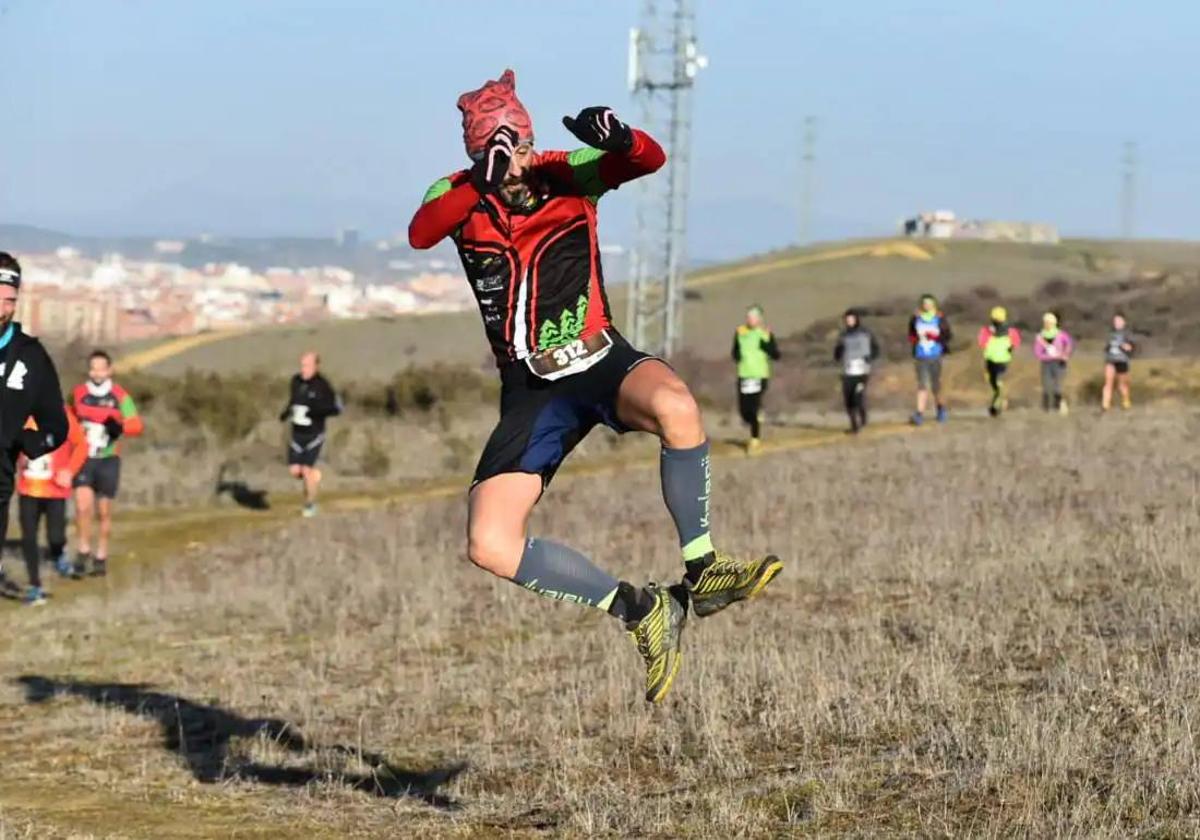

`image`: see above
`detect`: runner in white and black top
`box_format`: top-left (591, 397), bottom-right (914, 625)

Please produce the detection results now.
top-left (833, 309), bottom-right (880, 433)
top-left (1101, 312), bottom-right (1136, 412)
top-left (279, 352), bottom-right (340, 517)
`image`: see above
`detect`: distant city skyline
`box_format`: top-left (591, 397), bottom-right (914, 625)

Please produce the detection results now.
top-left (2, 1), bottom-right (1197, 259)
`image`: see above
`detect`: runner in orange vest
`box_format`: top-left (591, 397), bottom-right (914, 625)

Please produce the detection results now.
top-left (16, 409), bottom-right (88, 603)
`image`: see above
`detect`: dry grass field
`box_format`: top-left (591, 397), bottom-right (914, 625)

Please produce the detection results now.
top-left (2, 408), bottom-right (1198, 838)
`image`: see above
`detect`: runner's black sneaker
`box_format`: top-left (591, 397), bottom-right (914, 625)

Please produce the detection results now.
top-left (686, 552), bottom-right (783, 618)
top-left (72, 554), bottom-right (89, 580)
top-left (626, 583), bottom-right (688, 703)
top-left (90, 557), bottom-right (107, 578)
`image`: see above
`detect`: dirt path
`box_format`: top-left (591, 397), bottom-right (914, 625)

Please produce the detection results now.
top-left (2, 419), bottom-right (917, 609)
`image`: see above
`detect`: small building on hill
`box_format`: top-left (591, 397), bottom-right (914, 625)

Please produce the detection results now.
top-left (901, 210), bottom-right (1059, 244)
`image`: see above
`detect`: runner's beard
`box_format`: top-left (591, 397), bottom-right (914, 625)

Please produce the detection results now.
top-left (499, 178), bottom-right (532, 207)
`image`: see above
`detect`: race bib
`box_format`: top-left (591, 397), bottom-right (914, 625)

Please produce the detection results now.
top-left (83, 420), bottom-right (110, 457)
top-left (291, 404), bottom-right (312, 426)
top-left (739, 378), bottom-right (764, 395)
top-left (23, 454), bottom-right (53, 481)
top-left (526, 333), bottom-right (613, 381)
top-left (844, 358), bottom-right (870, 377)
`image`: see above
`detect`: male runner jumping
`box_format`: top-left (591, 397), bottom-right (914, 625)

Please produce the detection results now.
top-left (408, 70), bottom-right (782, 703)
top-left (71, 350), bottom-right (144, 577)
top-left (279, 351), bottom-right (340, 517)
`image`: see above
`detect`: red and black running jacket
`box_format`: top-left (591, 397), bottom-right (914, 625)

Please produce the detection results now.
top-left (407, 130), bottom-right (666, 365)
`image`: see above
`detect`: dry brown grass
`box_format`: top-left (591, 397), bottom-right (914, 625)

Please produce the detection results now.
top-left (2, 410), bottom-right (1199, 837)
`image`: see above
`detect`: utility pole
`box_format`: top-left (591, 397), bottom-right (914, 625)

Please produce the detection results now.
top-left (1120, 140), bottom-right (1137, 239)
top-left (626, 0), bottom-right (706, 359)
top-left (799, 115), bottom-right (817, 247)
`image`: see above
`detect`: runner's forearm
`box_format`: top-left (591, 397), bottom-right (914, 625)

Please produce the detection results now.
top-left (408, 179), bottom-right (481, 248)
top-left (597, 129), bottom-right (666, 188)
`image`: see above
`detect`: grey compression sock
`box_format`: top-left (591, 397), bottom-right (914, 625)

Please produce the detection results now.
top-left (512, 538), bottom-right (620, 611)
top-left (660, 440), bottom-right (714, 563)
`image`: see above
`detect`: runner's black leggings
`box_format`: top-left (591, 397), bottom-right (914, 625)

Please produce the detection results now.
top-left (842, 375), bottom-right (869, 429)
top-left (19, 496), bottom-right (67, 588)
top-left (986, 361), bottom-right (1008, 410)
top-left (737, 380), bottom-right (768, 438)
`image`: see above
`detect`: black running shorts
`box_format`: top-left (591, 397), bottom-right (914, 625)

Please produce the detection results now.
top-left (472, 333), bottom-right (656, 489)
top-left (73, 456), bottom-right (121, 499)
top-left (288, 431), bottom-right (325, 467)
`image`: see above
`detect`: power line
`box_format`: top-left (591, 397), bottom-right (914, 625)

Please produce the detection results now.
top-left (799, 116), bottom-right (817, 247)
top-left (1120, 140), bottom-right (1137, 239)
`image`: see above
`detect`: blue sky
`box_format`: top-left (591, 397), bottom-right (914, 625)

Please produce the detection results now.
top-left (1, 0), bottom-right (1196, 259)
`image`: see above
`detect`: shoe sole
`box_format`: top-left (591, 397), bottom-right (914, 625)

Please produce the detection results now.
top-left (645, 591), bottom-right (688, 704)
top-left (647, 652), bottom-right (682, 704)
top-left (692, 556), bottom-right (784, 618)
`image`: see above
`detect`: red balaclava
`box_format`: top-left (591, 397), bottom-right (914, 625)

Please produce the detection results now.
top-left (457, 69), bottom-right (535, 160)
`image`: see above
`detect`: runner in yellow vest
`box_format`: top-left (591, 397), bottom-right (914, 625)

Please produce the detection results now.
top-left (731, 305), bottom-right (781, 454)
top-left (976, 306), bottom-right (1021, 417)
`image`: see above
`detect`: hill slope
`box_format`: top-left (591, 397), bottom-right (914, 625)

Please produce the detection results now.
top-left (128, 238), bottom-right (1200, 380)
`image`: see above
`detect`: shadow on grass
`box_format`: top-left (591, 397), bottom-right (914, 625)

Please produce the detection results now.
top-left (215, 467), bottom-right (271, 511)
top-left (16, 675), bottom-right (466, 808)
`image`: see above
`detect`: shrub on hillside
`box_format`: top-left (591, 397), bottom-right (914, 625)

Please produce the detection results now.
top-left (359, 432), bottom-right (391, 478)
top-left (163, 370), bottom-right (285, 443)
top-left (349, 364), bottom-right (497, 417)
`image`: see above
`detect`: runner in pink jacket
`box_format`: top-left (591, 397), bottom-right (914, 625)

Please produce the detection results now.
top-left (1033, 312), bottom-right (1073, 414)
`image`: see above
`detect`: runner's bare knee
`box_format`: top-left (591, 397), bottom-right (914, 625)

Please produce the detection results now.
top-left (652, 383), bottom-right (703, 448)
top-left (467, 524), bottom-right (522, 578)
top-left (467, 475), bottom-right (538, 578)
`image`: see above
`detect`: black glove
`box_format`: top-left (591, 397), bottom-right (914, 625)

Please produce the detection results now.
top-left (562, 107), bottom-right (633, 153)
top-left (279, 407), bottom-right (291, 422)
top-left (470, 126), bottom-right (518, 195)
top-left (104, 416), bottom-right (124, 442)
top-left (19, 428), bottom-right (56, 460)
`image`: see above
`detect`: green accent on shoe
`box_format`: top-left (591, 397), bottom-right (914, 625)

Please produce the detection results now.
top-left (596, 586), bottom-right (617, 612)
top-left (686, 552), bottom-right (784, 618)
top-left (682, 533), bottom-right (714, 563)
top-left (627, 584), bottom-right (687, 703)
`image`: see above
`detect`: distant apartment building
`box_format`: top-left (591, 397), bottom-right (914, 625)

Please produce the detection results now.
top-left (17, 289), bottom-right (120, 345)
top-left (11, 244), bottom-right (474, 343)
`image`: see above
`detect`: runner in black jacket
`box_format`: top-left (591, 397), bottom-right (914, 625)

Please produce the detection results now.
top-left (279, 351), bottom-right (340, 517)
top-left (0, 253), bottom-right (69, 603)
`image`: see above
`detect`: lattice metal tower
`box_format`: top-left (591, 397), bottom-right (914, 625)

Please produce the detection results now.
top-left (626, 0), bottom-right (705, 358)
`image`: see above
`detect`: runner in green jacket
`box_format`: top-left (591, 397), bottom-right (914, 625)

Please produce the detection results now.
top-left (976, 306), bottom-right (1021, 417)
top-left (731, 305), bottom-right (781, 454)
